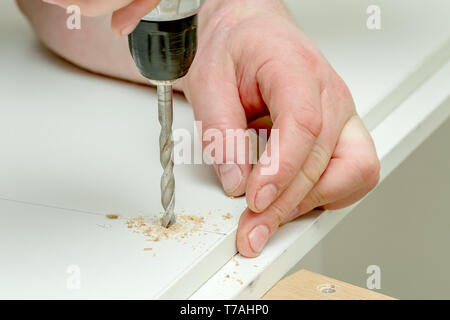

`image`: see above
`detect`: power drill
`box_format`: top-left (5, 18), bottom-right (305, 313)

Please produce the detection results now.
top-left (128, 0), bottom-right (204, 228)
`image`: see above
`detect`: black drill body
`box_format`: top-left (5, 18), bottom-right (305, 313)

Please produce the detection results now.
top-left (128, 15), bottom-right (198, 81)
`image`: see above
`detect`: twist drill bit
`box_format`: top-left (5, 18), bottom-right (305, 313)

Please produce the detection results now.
top-left (156, 82), bottom-right (176, 227)
top-left (128, 1), bottom-right (203, 228)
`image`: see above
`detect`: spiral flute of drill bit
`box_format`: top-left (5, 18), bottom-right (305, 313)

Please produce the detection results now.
top-left (157, 84), bottom-right (176, 227)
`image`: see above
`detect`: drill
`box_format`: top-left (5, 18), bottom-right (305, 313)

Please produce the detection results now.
top-left (128, 0), bottom-right (203, 228)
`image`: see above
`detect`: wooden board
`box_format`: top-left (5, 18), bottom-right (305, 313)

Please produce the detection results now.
top-left (0, 0), bottom-right (449, 299)
top-left (263, 270), bottom-right (394, 300)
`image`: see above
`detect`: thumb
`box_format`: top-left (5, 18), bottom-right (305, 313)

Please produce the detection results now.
top-left (185, 69), bottom-right (252, 197)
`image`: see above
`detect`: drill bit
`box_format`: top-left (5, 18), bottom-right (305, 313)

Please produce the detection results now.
top-left (128, 1), bottom-right (203, 227)
top-left (156, 81), bottom-right (176, 227)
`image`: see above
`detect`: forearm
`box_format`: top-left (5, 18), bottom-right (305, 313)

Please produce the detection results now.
top-left (17, 0), bottom-right (289, 89)
top-left (17, 0), bottom-right (146, 85)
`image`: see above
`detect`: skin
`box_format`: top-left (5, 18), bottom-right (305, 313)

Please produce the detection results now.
top-left (18, 0), bottom-right (380, 257)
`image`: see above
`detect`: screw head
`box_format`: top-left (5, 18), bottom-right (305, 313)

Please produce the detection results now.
top-left (317, 284), bottom-right (337, 294)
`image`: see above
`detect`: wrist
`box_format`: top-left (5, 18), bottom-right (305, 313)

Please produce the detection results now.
top-left (178, 0), bottom-right (289, 93)
top-left (198, 0), bottom-right (289, 33)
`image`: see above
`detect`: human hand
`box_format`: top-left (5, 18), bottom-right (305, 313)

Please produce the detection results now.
top-left (182, 0), bottom-right (380, 257)
top-left (42, 0), bottom-right (161, 35)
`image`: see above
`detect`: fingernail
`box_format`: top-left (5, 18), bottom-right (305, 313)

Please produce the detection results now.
top-left (283, 207), bottom-right (299, 223)
top-left (219, 164), bottom-right (242, 194)
top-left (248, 225), bottom-right (270, 253)
top-left (255, 184), bottom-right (277, 211)
top-left (120, 24), bottom-right (136, 36)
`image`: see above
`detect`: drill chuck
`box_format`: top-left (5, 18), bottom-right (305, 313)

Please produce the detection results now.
top-left (128, 15), bottom-right (198, 81)
top-left (128, 0), bottom-right (203, 81)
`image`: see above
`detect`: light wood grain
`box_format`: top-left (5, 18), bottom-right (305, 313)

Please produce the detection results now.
top-left (263, 270), bottom-right (395, 300)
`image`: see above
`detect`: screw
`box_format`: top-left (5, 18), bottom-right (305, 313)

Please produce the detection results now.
top-left (318, 284), bottom-right (337, 294)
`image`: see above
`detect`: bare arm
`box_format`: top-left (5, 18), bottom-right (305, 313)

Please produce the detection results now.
top-left (18, 0), bottom-right (380, 258)
top-left (17, 0), bottom-right (148, 85)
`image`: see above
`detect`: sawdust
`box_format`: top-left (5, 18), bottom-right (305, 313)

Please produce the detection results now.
top-left (224, 273), bottom-right (243, 286)
top-left (222, 213), bottom-right (232, 220)
top-left (125, 214), bottom-right (205, 243)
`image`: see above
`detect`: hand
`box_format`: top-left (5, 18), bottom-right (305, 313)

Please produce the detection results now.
top-left (182, 0), bottom-right (380, 257)
top-left (42, 0), bottom-right (161, 35)
top-left (30, 0), bottom-right (380, 258)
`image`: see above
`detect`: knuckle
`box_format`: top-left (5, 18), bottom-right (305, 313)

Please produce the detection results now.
top-left (307, 187), bottom-right (326, 208)
top-left (292, 43), bottom-right (322, 75)
top-left (299, 168), bottom-right (316, 191)
top-left (304, 143), bottom-right (331, 176)
top-left (269, 202), bottom-right (286, 227)
top-left (276, 159), bottom-right (298, 186)
top-left (367, 171), bottom-right (381, 191)
top-left (333, 74), bottom-right (354, 107)
top-left (291, 106), bottom-right (322, 141)
top-left (202, 121), bottom-right (228, 135)
top-left (312, 142), bottom-right (331, 166)
top-left (360, 154), bottom-right (381, 189)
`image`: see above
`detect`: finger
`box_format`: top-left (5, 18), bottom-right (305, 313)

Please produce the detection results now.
top-left (237, 138), bottom-right (332, 258)
top-left (246, 60), bottom-right (323, 213)
top-left (283, 115), bottom-right (380, 223)
top-left (42, 0), bottom-right (134, 17)
top-left (186, 54), bottom-right (252, 197)
top-left (284, 160), bottom-right (378, 222)
top-left (238, 88), bottom-right (356, 257)
top-left (236, 208), bottom-right (270, 258)
top-left (111, 0), bottom-right (161, 36)
top-left (322, 183), bottom-right (378, 210)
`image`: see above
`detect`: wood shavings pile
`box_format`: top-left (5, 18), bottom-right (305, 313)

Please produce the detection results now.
top-left (125, 214), bottom-right (205, 243)
top-left (222, 213), bottom-right (232, 220)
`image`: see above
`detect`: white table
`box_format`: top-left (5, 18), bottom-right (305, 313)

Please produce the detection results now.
top-left (0, 0), bottom-right (449, 299)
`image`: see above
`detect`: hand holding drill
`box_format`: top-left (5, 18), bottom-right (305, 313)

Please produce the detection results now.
top-left (25, 0), bottom-right (380, 257)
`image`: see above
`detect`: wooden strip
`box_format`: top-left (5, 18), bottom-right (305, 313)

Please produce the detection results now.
top-left (262, 270), bottom-right (394, 300)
